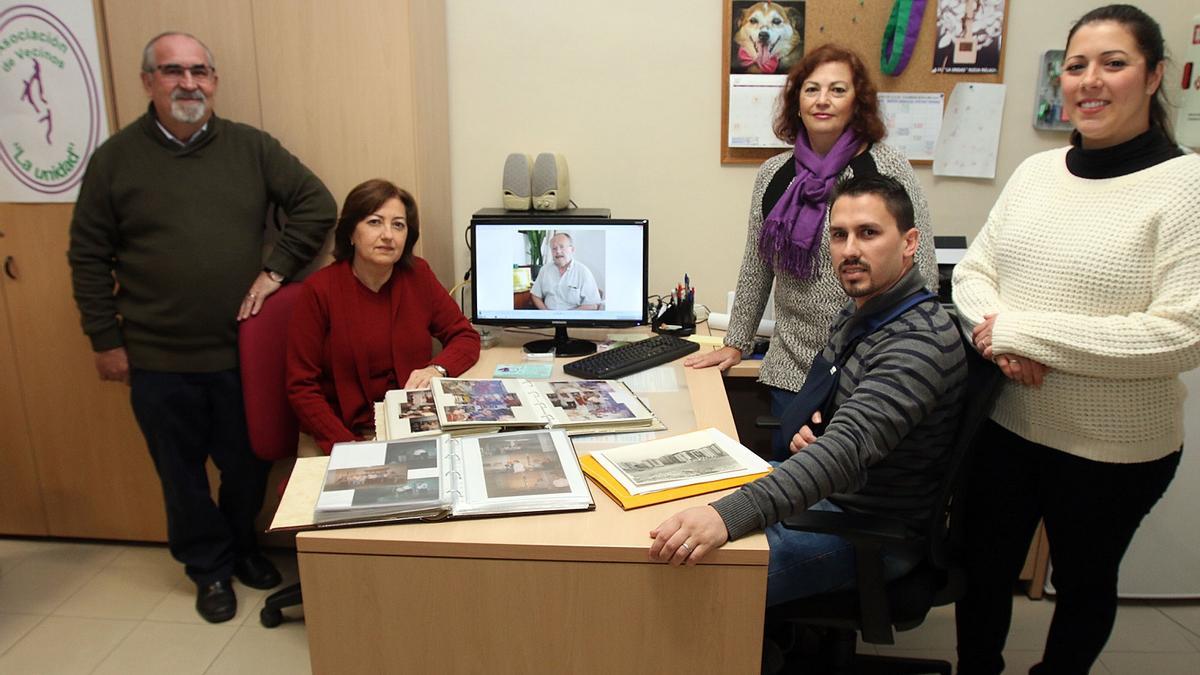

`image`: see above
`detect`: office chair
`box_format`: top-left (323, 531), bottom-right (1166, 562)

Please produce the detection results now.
top-left (761, 318), bottom-right (1003, 674)
top-left (238, 282), bottom-right (304, 628)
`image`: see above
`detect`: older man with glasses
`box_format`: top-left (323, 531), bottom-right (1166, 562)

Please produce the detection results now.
top-left (67, 32), bottom-right (336, 623)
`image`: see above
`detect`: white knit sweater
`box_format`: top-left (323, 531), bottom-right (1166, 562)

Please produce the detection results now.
top-left (953, 147), bottom-right (1200, 463)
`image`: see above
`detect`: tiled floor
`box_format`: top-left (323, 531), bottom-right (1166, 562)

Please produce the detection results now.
top-left (2, 537), bottom-right (1198, 674)
top-left (0, 538), bottom-right (308, 675)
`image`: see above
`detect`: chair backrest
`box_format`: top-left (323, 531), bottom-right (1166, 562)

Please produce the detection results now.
top-left (923, 315), bottom-right (1004, 570)
top-left (239, 283), bottom-right (304, 461)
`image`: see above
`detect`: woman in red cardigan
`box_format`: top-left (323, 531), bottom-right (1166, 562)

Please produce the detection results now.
top-left (287, 179), bottom-right (480, 452)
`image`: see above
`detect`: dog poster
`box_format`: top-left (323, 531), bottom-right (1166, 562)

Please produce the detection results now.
top-left (933, 0), bottom-right (1006, 74)
top-left (729, 1), bottom-right (805, 76)
top-left (727, 1), bottom-right (805, 148)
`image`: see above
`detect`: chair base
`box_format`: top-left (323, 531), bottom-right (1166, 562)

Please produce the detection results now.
top-left (259, 582), bottom-right (303, 628)
top-left (775, 627), bottom-right (951, 675)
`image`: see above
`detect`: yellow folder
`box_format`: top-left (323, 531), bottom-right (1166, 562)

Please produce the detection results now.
top-left (580, 454), bottom-right (771, 510)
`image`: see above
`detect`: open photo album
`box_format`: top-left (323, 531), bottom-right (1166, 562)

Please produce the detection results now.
top-left (375, 378), bottom-right (661, 440)
top-left (580, 428), bottom-right (773, 510)
top-left (312, 430), bottom-right (593, 527)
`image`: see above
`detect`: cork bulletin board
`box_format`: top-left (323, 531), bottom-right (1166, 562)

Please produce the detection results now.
top-left (721, 0), bottom-right (1010, 165)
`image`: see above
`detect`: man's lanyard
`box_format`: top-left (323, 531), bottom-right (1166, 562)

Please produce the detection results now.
top-left (779, 289), bottom-right (937, 445)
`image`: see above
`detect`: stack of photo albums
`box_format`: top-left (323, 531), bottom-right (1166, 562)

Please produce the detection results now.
top-left (312, 379), bottom-right (770, 526)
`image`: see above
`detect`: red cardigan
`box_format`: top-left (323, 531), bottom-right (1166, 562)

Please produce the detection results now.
top-left (286, 258), bottom-right (480, 452)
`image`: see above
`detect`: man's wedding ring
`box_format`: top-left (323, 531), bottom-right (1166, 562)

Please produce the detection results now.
top-left (680, 542), bottom-right (692, 553)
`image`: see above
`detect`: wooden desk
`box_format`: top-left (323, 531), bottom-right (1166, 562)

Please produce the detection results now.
top-left (294, 329), bottom-right (769, 674)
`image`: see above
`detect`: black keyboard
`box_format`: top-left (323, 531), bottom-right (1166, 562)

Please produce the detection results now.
top-left (564, 334), bottom-right (700, 380)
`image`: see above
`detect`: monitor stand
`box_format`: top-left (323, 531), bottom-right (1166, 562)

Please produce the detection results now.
top-left (523, 326), bottom-right (597, 357)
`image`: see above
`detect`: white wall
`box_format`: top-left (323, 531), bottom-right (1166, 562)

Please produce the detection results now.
top-left (446, 0), bottom-right (1196, 312)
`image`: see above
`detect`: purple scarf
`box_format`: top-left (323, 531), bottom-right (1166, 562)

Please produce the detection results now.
top-left (759, 128), bottom-right (862, 278)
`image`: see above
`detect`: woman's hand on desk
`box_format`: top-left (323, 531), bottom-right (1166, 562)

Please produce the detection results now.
top-left (649, 506), bottom-right (729, 566)
top-left (404, 366), bottom-right (442, 390)
top-left (684, 346), bottom-right (742, 371)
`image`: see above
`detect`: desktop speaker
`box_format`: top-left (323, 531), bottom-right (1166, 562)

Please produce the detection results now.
top-left (502, 153), bottom-right (533, 210)
top-left (531, 152), bottom-right (570, 211)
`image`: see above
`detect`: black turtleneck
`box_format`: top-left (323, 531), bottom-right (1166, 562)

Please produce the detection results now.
top-left (1065, 127), bottom-right (1183, 179)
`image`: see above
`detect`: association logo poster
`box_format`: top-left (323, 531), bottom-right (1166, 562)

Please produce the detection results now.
top-left (0, 0), bottom-right (109, 201)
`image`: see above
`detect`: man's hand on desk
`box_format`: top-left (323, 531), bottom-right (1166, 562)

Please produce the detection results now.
top-left (683, 345), bottom-right (742, 372)
top-left (649, 505), bottom-right (729, 566)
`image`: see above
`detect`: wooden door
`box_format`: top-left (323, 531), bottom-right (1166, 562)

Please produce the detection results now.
top-left (0, 222), bottom-right (48, 536)
top-left (0, 204), bottom-right (167, 540)
top-left (250, 0), bottom-right (453, 285)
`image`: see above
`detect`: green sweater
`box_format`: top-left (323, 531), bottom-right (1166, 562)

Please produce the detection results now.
top-left (68, 109), bottom-right (336, 372)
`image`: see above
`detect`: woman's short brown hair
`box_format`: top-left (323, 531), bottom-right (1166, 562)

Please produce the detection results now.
top-left (332, 179), bottom-right (420, 266)
top-left (773, 44), bottom-right (887, 145)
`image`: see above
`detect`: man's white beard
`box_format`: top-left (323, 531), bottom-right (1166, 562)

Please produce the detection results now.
top-left (170, 93), bottom-right (207, 124)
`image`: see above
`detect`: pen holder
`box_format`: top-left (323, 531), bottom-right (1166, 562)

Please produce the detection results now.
top-left (652, 297), bottom-right (696, 337)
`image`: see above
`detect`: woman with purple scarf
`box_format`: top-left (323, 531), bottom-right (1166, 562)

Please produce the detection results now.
top-left (685, 44), bottom-right (938, 460)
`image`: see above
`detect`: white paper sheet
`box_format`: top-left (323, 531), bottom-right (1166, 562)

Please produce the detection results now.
top-left (727, 74), bottom-right (790, 148)
top-left (933, 83), bottom-right (1006, 179)
top-left (879, 93), bottom-right (944, 161)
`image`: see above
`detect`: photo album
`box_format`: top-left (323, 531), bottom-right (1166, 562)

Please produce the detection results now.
top-left (375, 378), bottom-right (661, 440)
top-left (312, 430), bottom-right (593, 528)
top-left (580, 428), bottom-right (773, 510)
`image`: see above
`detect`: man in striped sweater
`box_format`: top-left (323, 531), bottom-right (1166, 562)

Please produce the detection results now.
top-left (650, 175), bottom-right (966, 607)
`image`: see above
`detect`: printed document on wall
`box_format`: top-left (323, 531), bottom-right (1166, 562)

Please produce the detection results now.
top-left (728, 75), bottom-right (790, 149)
top-left (878, 93), bottom-right (944, 162)
top-left (933, 83), bottom-right (1006, 179)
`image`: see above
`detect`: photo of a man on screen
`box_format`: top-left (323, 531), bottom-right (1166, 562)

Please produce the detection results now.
top-left (531, 232), bottom-right (602, 310)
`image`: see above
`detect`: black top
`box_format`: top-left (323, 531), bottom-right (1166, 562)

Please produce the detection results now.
top-left (1066, 127), bottom-right (1182, 179)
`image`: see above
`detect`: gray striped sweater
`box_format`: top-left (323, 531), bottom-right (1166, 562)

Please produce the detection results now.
top-left (712, 268), bottom-right (967, 539)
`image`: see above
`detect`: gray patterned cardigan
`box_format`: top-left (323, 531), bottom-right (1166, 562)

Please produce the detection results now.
top-left (724, 143), bottom-right (939, 392)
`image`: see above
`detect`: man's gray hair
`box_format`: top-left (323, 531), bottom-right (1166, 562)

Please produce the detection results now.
top-left (551, 231), bottom-right (574, 245)
top-left (141, 32), bottom-right (216, 73)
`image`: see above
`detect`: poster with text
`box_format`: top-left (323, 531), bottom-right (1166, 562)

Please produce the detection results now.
top-left (933, 0), bottom-right (1005, 75)
top-left (0, 0), bottom-right (110, 201)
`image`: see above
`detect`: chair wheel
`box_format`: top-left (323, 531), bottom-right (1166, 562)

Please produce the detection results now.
top-left (260, 606), bottom-right (283, 628)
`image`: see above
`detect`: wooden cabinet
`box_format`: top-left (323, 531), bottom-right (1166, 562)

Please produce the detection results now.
top-left (0, 205), bottom-right (167, 540)
top-left (1, 0), bottom-right (451, 540)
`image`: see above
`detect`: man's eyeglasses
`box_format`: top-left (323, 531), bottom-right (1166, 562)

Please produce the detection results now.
top-left (152, 64), bottom-right (215, 81)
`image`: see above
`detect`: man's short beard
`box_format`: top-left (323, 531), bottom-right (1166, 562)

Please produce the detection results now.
top-left (170, 91), bottom-right (207, 124)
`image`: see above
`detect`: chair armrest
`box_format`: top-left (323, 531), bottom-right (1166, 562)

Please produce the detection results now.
top-left (755, 415), bottom-right (780, 429)
top-left (780, 510), bottom-right (911, 545)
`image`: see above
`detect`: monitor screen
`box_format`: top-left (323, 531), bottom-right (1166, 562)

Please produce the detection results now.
top-left (471, 218), bottom-right (648, 329)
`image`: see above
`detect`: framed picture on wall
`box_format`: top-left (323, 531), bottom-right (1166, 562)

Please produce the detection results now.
top-left (721, 0), bottom-right (806, 163)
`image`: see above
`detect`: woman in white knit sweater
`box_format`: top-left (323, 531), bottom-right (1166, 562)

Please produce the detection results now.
top-left (952, 5), bottom-right (1200, 674)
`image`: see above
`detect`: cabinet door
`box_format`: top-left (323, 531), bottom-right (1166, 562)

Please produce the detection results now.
top-left (0, 223), bottom-right (48, 535)
top-left (0, 204), bottom-right (166, 540)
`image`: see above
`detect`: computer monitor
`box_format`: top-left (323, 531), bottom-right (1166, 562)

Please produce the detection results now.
top-left (471, 218), bottom-right (648, 356)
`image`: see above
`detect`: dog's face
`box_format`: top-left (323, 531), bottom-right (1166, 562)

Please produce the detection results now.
top-left (734, 2), bottom-right (802, 73)
top-left (736, 2), bottom-right (795, 57)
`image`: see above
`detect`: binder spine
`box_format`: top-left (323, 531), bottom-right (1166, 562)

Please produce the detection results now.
top-left (525, 379), bottom-right (557, 428)
top-left (443, 436), bottom-right (464, 505)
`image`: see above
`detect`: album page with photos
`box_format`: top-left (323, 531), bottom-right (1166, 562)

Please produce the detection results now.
top-left (424, 377), bottom-right (658, 434)
top-left (313, 430), bottom-right (592, 527)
